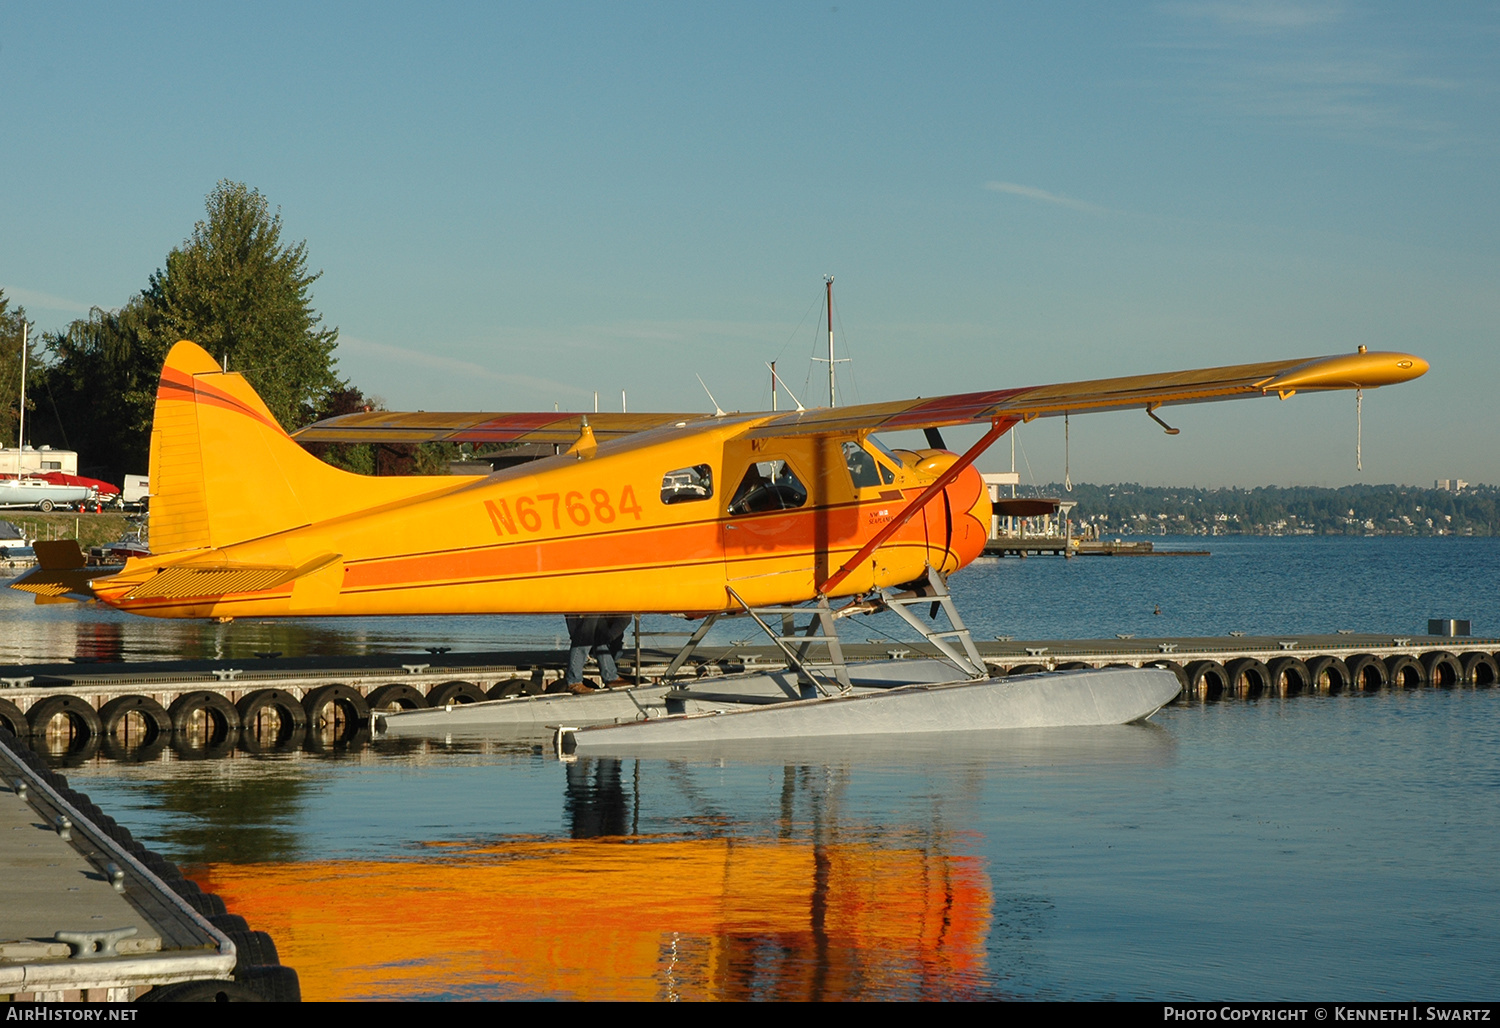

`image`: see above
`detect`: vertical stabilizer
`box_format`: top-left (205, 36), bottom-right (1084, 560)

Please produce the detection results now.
top-left (148, 340), bottom-right (456, 556)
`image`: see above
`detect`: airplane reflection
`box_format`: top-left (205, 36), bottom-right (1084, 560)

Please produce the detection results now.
top-left (193, 832), bottom-right (993, 1001)
top-left (191, 755), bottom-right (1008, 1001)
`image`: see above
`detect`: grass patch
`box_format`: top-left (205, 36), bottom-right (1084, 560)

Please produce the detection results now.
top-left (1, 513), bottom-right (134, 551)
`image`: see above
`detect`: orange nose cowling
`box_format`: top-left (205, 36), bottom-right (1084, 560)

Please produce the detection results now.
top-left (947, 463), bottom-right (991, 570)
top-left (920, 463), bottom-right (990, 574)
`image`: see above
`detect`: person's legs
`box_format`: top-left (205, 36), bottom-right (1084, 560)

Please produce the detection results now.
top-left (593, 643), bottom-right (619, 684)
top-left (597, 616), bottom-right (631, 685)
top-left (565, 615), bottom-right (596, 688)
top-left (566, 645), bottom-right (589, 686)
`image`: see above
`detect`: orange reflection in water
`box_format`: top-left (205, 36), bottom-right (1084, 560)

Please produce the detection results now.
top-left (193, 836), bottom-right (992, 1001)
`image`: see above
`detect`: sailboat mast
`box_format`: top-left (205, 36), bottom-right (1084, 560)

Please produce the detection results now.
top-left (17, 322), bottom-right (25, 451)
top-left (825, 275), bottom-right (836, 408)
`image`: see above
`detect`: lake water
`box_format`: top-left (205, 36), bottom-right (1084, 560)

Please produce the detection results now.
top-left (5, 537), bottom-right (1499, 1000)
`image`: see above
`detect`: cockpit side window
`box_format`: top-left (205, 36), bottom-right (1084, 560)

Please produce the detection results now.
top-left (728, 459), bottom-right (808, 515)
top-left (660, 464), bottom-right (713, 504)
top-left (845, 439), bottom-right (896, 487)
top-left (843, 441), bottom-right (882, 488)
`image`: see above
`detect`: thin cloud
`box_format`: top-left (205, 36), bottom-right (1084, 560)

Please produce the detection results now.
top-left (983, 181), bottom-right (1113, 215)
top-left (1159, 1), bottom-right (1344, 32)
top-left (0, 285), bottom-right (93, 316)
top-left (1153, 4), bottom-right (1482, 149)
top-left (336, 336), bottom-right (582, 399)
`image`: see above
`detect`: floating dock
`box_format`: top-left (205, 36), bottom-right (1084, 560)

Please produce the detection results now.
top-left (0, 730), bottom-right (298, 1001)
top-left (0, 631), bottom-right (1494, 759)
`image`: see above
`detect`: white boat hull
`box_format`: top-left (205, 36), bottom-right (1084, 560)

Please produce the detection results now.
top-left (0, 479), bottom-right (89, 509)
top-left (567, 667), bottom-right (1182, 754)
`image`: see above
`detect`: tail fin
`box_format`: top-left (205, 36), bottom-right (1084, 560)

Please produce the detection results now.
top-left (149, 341), bottom-right (454, 555)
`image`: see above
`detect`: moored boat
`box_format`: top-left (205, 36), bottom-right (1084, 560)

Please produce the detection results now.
top-left (88, 520), bottom-right (151, 565)
top-left (0, 476), bottom-right (92, 511)
top-left (0, 520), bottom-right (33, 565)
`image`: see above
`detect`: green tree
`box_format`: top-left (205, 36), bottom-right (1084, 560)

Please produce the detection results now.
top-left (0, 291), bottom-right (41, 449)
top-left (145, 180), bottom-right (341, 429)
top-left (39, 298), bottom-right (165, 481)
top-left (301, 384), bottom-right (379, 475)
top-left (34, 181), bottom-right (345, 483)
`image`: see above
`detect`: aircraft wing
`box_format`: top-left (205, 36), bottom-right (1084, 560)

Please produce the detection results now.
top-left (292, 350), bottom-right (1426, 445)
top-left (747, 350), bottom-right (1427, 438)
top-left (293, 411), bottom-right (714, 445)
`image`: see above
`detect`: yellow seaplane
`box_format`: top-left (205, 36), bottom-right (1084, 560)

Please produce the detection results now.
top-left (13, 339), bottom-right (1427, 747)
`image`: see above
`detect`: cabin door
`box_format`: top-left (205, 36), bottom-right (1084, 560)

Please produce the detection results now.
top-left (719, 442), bottom-right (819, 600)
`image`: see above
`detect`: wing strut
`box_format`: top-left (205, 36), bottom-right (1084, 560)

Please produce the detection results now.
top-left (819, 416), bottom-right (1017, 597)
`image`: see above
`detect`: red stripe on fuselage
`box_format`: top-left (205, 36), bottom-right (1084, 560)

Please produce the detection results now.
top-left (340, 498), bottom-right (934, 592)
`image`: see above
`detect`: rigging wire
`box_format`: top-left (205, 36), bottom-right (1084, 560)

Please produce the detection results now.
top-left (831, 290), bottom-right (861, 406)
top-left (774, 292), bottom-right (822, 365)
top-left (766, 292), bottom-right (823, 410)
top-left (1015, 424), bottom-right (1039, 496)
top-left (801, 286), bottom-right (825, 401)
top-left (1064, 414), bottom-right (1072, 492)
top-left (1356, 389), bottom-right (1362, 472)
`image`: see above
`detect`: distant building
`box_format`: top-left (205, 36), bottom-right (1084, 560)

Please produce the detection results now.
top-left (0, 446), bottom-right (78, 477)
top-left (1435, 478), bottom-right (1468, 492)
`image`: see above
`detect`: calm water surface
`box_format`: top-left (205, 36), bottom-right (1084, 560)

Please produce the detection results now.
top-left (5, 536), bottom-right (1497, 663)
top-left (5, 537), bottom-right (1499, 1000)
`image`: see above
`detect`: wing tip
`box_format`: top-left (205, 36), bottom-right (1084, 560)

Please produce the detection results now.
top-left (1267, 350), bottom-right (1429, 391)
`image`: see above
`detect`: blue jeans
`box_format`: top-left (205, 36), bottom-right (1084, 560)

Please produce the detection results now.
top-left (565, 616), bottom-right (630, 684)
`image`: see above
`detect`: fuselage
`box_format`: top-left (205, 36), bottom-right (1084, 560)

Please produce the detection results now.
top-left (92, 416), bottom-right (990, 619)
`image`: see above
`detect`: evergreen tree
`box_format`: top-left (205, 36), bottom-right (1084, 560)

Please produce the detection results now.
top-left (35, 182), bottom-right (344, 483)
top-left (146, 180), bottom-right (341, 428)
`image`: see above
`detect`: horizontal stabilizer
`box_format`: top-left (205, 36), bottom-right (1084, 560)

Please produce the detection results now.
top-left (8, 564), bottom-right (120, 603)
top-left (109, 553), bottom-right (341, 602)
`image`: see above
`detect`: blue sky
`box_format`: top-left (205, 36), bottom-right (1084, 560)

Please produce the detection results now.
top-left (2, 2), bottom-right (1495, 487)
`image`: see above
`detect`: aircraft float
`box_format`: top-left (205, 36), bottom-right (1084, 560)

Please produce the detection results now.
top-left (12, 338), bottom-right (1428, 748)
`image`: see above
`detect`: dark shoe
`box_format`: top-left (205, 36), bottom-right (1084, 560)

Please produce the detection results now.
top-left (603, 679), bottom-right (631, 689)
top-left (566, 681), bottom-right (598, 695)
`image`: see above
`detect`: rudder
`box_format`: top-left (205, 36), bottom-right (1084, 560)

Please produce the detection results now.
top-left (148, 341), bottom-right (453, 555)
